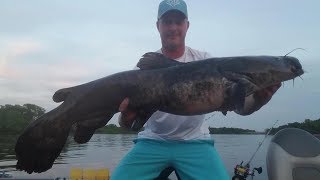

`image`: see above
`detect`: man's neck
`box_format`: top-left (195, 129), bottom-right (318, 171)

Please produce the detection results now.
top-left (161, 46), bottom-right (186, 59)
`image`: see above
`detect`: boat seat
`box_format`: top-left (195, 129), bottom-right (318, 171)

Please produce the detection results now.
top-left (266, 128), bottom-right (320, 180)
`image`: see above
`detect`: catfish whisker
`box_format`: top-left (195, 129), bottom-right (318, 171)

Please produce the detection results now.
top-left (298, 76), bottom-right (303, 81)
top-left (292, 78), bottom-right (295, 87)
top-left (284, 48), bottom-right (306, 57)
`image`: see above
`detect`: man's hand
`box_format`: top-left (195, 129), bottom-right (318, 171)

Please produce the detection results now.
top-left (118, 98), bottom-right (137, 129)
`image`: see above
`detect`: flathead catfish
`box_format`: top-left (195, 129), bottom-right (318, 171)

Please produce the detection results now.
top-left (15, 52), bottom-right (303, 173)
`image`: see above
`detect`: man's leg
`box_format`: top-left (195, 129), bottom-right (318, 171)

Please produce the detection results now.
top-left (172, 140), bottom-right (230, 180)
top-left (111, 139), bottom-right (170, 180)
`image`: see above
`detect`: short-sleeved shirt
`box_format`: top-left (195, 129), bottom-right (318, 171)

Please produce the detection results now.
top-left (137, 46), bottom-right (212, 140)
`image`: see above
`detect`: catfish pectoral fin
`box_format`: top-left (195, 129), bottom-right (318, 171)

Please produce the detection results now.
top-left (235, 92), bottom-right (268, 116)
top-left (233, 79), bottom-right (261, 115)
top-left (230, 81), bottom-right (246, 112)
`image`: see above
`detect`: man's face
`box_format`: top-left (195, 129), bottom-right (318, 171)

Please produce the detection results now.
top-left (157, 11), bottom-right (189, 50)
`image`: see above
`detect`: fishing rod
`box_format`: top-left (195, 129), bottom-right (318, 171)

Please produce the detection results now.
top-left (246, 120), bottom-right (279, 166)
top-left (232, 120), bottom-right (279, 180)
top-left (204, 113), bottom-right (215, 122)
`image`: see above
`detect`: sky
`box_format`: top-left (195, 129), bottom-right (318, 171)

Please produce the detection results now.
top-left (0, 0), bottom-right (319, 131)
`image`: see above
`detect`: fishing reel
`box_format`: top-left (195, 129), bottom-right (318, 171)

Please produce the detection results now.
top-left (232, 161), bottom-right (262, 180)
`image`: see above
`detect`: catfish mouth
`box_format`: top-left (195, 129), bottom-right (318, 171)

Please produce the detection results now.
top-left (291, 67), bottom-right (304, 77)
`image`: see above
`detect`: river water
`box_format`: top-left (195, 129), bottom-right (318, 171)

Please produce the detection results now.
top-left (0, 134), bottom-right (271, 179)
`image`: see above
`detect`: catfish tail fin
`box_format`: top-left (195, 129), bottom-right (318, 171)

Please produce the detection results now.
top-left (15, 107), bottom-right (72, 173)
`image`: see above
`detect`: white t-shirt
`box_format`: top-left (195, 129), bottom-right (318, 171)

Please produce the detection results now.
top-left (137, 46), bottom-right (212, 140)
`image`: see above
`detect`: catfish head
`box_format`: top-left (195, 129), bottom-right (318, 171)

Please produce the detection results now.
top-left (216, 55), bottom-right (304, 96)
top-left (216, 55), bottom-right (304, 115)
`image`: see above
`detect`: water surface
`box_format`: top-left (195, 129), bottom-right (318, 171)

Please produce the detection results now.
top-left (0, 134), bottom-right (271, 179)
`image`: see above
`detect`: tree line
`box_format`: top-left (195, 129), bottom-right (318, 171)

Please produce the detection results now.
top-left (266, 118), bottom-right (320, 135)
top-left (208, 127), bottom-right (256, 134)
top-left (0, 104), bottom-right (45, 134)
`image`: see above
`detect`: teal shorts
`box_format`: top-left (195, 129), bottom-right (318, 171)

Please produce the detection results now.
top-left (111, 138), bottom-right (230, 180)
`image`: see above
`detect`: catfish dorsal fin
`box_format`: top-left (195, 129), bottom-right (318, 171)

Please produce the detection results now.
top-left (137, 52), bottom-right (183, 70)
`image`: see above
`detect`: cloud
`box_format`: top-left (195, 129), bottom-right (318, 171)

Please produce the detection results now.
top-left (0, 38), bottom-right (43, 78)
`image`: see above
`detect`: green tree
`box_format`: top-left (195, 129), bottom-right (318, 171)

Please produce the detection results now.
top-left (268, 118), bottom-right (320, 135)
top-left (208, 127), bottom-right (256, 134)
top-left (0, 104), bottom-right (45, 134)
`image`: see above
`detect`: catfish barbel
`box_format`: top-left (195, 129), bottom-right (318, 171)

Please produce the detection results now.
top-left (15, 52), bottom-right (304, 173)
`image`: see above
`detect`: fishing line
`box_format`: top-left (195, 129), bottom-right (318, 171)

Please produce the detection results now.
top-left (293, 78), bottom-right (295, 87)
top-left (299, 76), bottom-right (303, 80)
top-left (204, 113), bottom-right (215, 122)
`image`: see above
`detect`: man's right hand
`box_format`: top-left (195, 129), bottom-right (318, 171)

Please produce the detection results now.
top-left (118, 98), bottom-right (137, 129)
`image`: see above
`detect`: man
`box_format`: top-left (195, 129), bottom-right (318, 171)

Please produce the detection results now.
top-left (111, 0), bottom-right (280, 179)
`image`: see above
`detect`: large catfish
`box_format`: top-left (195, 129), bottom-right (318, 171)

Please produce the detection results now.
top-left (15, 52), bottom-right (303, 173)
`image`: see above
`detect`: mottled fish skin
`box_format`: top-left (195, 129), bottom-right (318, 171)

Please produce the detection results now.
top-left (15, 52), bottom-right (303, 173)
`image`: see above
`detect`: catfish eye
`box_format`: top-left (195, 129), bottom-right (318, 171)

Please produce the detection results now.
top-left (291, 66), bottom-right (297, 73)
